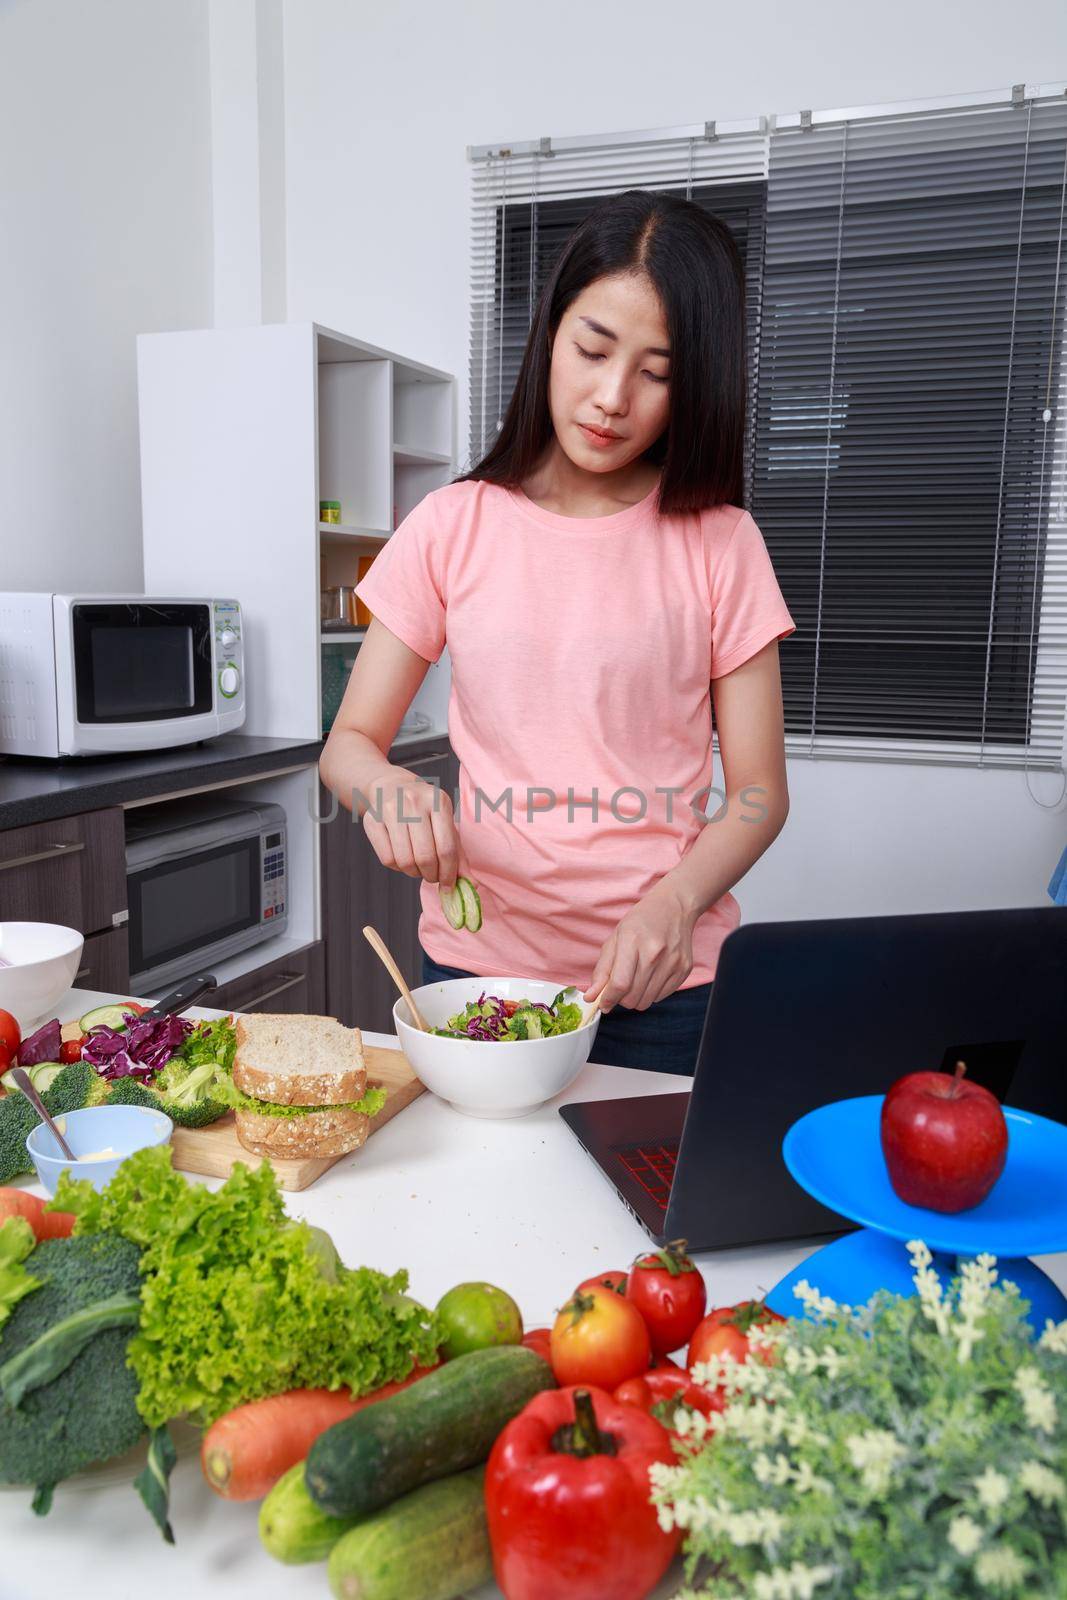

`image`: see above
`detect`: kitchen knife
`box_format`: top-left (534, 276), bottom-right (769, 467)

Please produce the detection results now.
top-left (138, 972), bottom-right (218, 1021)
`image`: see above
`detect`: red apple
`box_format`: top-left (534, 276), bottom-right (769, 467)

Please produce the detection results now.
top-left (880, 1060), bottom-right (1008, 1213)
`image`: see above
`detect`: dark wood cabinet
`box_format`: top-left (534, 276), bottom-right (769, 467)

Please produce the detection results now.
top-left (321, 737), bottom-right (457, 1031)
top-left (210, 940), bottom-right (325, 1015)
top-left (0, 809), bottom-right (126, 936)
top-left (77, 927), bottom-right (130, 994)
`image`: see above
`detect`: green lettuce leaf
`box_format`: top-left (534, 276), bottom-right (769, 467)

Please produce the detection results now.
top-left (53, 1147), bottom-right (440, 1427)
top-left (175, 1016), bottom-right (237, 1075)
top-left (0, 1217), bottom-right (39, 1334)
top-left (214, 1081), bottom-right (387, 1120)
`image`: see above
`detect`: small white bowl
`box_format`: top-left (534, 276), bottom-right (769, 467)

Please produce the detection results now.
top-left (26, 1104), bottom-right (174, 1195)
top-left (394, 976), bottom-right (600, 1118)
top-left (0, 922), bottom-right (85, 1029)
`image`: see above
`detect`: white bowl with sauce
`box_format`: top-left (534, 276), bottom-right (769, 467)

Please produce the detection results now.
top-left (26, 1104), bottom-right (173, 1194)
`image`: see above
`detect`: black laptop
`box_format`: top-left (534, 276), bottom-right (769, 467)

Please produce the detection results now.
top-left (559, 906), bottom-right (1067, 1252)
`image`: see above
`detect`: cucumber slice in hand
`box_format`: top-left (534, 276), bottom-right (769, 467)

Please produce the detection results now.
top-left (457, 876), bottom-right (482, 933)
top-left (438, 875), bottom-right (483, 932)
top-left (439, 881), bottom-right (466, 930)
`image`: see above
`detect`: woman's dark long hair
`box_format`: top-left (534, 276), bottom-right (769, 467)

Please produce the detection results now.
top-left (457, 189), bottom-right (747, 514)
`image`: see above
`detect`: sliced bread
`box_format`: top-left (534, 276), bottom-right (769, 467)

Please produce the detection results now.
top-left (234, 1104), bottom-right (371, 1160)
top-left (232, 1013), bottom-right (366, 1106)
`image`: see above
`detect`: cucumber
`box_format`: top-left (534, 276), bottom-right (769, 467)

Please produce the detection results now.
top-left (438, 876), bottom-right (482, 933)
top-left (306, 1345), bottom-right (554, 1519)
top-left (29, 1063), bottom-right (64, 1092)
top-left (456, 877), bottom-right (482, 933)
top-left (327, 1466), bottom-right (490, 1600)
top-left (1, 1065), bottom-right (62, 1093)
top-left (259, 1462), bottom-right (362, 1565)
top-left (77, 1002), bottom-right (139, 1031)
top-left (438, 882), bottom-right (466, 931)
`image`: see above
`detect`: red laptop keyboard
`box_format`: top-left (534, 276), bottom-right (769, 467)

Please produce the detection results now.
top-left (614, 1142), bottom-right (680, 1211)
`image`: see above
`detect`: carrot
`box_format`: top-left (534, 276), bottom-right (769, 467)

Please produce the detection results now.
top-left (201, 1362), bottom-right (441, 1500)
top-left (0, 1189), bottom-right (75, 1241)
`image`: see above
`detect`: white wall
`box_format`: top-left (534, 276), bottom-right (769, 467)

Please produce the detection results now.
top-left (2, 0), bottom-right (1063, 917)
top-left (280, 0), bottom-right (1067, 917)
top-left (0, 0), bottom-right (213, 594)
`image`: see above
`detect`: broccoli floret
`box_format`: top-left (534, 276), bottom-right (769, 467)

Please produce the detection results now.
top-left (0, 1062), bottom-right (99, 1184)
top-left (103, 1077), bottom-right (159, 1113)
top-left (0, 1233), bottom-right (144, 1491)
top-left (106, 1074), bottom-right (229, 1130)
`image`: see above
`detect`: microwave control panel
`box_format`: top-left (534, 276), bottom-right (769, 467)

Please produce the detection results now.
top-left (212, 600), bottom-right (244, 701)
top-left (262, 828), bottom-right (286, 920)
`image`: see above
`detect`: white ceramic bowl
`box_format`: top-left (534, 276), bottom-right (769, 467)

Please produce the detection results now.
top-left (0, 922), bottom-right (85, 1028)
top-left (394, 976), bottom-right (600, 1118)
top-left (26, 1104), bottom-right (174, 1195)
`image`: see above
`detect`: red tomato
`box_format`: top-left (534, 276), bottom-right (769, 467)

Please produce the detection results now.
top-left (0, 1042), bottom-right (12, 1076)
top-left (550, 1286), bottom-right (650, 1390)
top-left (521, 1328), bottom-right (553, 1363)
top-left (576, 1269), bottom-right (628, 1296)
top-left (119, 1001), bottom-right (148, 1017)
top-left (59, 1038), bottom-right (86, 1063)
top-left (625, 1241), bottom-right (707, 1357)
top-left (0, 1011), bottom-right (20, 1057)
top-left (687, 1301), bottom-right (787, 1371)
top-left (613, 1369), bottom-right (726, 1441)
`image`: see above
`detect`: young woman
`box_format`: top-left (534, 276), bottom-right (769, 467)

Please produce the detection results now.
top-left (319, 190), bottom-right (795, 1074)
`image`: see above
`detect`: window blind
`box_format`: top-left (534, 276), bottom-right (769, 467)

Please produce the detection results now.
top-left (756, 97), bottom-right (1067, 771)
top-left (467, 91), bottom-right (1067, 773)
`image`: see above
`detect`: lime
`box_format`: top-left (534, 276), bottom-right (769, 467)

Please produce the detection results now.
top-left (435, 1281), bottom-right (523, 1359)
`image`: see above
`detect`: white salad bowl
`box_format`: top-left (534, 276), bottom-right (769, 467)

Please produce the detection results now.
top-left (0, 922), bottom-right (85, 1029)
top-left (393, 976), bottom-right (600, 1118)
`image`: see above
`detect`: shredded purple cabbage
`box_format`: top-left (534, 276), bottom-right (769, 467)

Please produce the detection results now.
top-left (82, 1013), bottom-right (193, 1081)
top-left (453, 992), bottom-right (511, 1041)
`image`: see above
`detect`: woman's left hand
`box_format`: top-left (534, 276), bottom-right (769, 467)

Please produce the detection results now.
top-left (583, 878), bottom-right (701, 1012)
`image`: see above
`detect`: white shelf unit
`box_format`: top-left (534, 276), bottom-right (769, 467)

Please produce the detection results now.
top-left (136, 322), bottom-right (457, 961)
top-left (137, 321), bottom-right (457, 744)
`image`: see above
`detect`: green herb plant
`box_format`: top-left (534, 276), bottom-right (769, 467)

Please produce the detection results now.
top-left (651, 1243), bottom-right (1067, 1600)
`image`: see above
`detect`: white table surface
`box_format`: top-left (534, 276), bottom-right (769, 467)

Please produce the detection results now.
top-left (2, 989), bottom-right (1064, 1600)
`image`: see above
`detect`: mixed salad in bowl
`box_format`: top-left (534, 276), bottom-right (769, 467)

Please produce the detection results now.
top-left (432, 988), bottom-right (584, 1042)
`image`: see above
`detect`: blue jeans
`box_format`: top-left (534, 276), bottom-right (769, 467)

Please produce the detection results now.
top-left (419, 952), bottom-right (712, 1076)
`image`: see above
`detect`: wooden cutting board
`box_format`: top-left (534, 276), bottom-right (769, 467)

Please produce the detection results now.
top-left (170, 1043), bottom-right (424, 1192)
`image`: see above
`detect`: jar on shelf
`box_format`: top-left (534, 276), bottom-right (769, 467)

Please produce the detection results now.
top-left (354, 554), bottom-right (376, 627)
top-left (320, 500), bottom-right (342, 525)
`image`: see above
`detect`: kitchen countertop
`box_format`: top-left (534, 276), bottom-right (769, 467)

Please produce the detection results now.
top-left (4, 989), bottom-right (1063, 1600)
top-left (0, 727), bottom-right (450, 830)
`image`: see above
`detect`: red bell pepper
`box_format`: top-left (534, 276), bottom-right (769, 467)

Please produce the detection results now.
top-left (485, 1385), bottom-right (680, 1600)
top-left (614, 1368), bottom-right (724, 1441)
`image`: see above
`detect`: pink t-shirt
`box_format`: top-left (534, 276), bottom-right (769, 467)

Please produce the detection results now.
top-left (354, 478), bottom-right (795, 989)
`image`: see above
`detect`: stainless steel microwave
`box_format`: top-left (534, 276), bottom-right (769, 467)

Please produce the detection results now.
top-left (125, 796), bottom-right (287, 993)
top-left (0, 593), bottom-right (246, 756)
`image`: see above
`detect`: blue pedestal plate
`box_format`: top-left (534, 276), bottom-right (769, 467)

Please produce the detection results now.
top-left (764, 1096), bottom-right (1067, 1331)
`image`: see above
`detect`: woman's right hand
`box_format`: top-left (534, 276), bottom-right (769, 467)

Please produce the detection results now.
top-left (360, 762), bottom-right (460, 888)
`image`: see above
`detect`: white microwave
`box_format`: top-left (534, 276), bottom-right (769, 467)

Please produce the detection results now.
top-left (0, 594), bottom-right (246, 757)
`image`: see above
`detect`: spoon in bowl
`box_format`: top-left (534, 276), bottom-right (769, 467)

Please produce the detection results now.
top-left (10, 1066), bottom-right (77, 1161)
top-left (361, 926), bottom-right (430, 1032)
